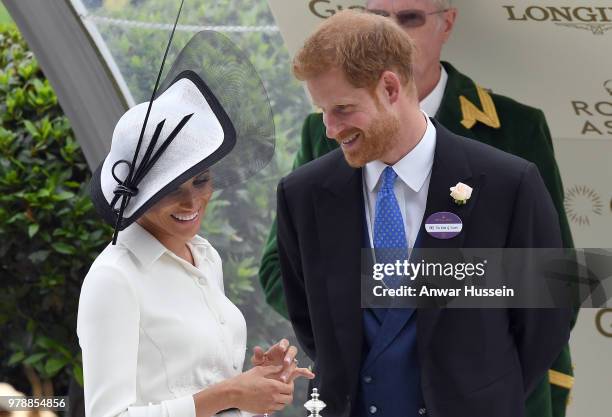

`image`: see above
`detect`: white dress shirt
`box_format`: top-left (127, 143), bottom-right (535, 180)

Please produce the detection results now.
top-left (419, 64), bottom-right (448, 117)
top-left (363, 113), bottom-right (437, 248)
top-left (77, 222), bottom-right (247, 417)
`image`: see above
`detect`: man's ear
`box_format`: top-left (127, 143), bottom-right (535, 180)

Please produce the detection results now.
top-left (380, 70), bottom-right (401, 105)
top-left (441, 8), bottom-right (458, 43)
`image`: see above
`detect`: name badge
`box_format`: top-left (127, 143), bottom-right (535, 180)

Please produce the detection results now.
top-left (425, 212), bottom-right (462, 239)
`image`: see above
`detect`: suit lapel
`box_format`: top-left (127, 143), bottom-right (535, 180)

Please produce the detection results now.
top-left (416, 120), bottom-right (480, 249)
top-left (314, 151), bottom-right (364, 388)
top-left (416, 120), bottom-right (484, 354)
top-left (362, 307), bottom-right (415, 370)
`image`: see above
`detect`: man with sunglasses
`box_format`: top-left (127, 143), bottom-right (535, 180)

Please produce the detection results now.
top-left (259, 1), bottom-right (575, 416)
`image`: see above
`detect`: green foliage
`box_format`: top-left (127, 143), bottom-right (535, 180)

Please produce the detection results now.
top-left (0, 25), bottom-right (112, 392)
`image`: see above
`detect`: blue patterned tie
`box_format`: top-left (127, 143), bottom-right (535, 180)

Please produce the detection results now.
top-left (373, 167), bottom-right (408, 289)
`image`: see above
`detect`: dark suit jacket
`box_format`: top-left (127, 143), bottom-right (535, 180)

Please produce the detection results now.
top-left (276, 121), bottom-right (571, 417)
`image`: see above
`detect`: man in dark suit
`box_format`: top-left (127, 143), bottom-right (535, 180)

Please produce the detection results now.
top-left (261, 1), bottom-right (575, 414)
top-left (277, 10), bottom-right (571, 417)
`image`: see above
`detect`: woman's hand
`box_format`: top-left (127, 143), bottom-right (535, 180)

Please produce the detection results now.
top-left (226, 365), bottom-right (295, 414)
top-left (251, 338), bottom-right (292, 368)
top-left (251, 338), bottom-right (315, 383)
top-left (194, 365), bottom-right (293, 416)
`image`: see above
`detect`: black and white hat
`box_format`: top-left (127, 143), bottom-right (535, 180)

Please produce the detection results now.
top-left (89, 29), bottom-right (274, 243)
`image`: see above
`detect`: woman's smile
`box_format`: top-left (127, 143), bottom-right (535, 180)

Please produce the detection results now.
top-left (171, 209), bottom-right (200, 222)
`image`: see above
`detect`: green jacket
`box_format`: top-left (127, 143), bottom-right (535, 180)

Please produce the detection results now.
top-left (259, 62), bottom-right (575, 417)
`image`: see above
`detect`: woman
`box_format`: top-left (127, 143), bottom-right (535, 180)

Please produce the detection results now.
top-left (78, 31), bottom-right (313, 417)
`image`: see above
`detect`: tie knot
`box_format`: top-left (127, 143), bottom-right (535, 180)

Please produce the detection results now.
top-left (381, 166), bottom-right (398, 191)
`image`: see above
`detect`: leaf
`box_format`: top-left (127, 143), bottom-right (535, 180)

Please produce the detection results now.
top-left (23, 352), bottom-right (47, 365)
top-left (28, 249), bottom-right (50, 263)
top-left (28, 223), bottom-right (39, 237)
top-left (51, 242), bottom-right (76, 255)
top-left (36, 336), bottom-right (72, 358)
top-left (64, 181), bottom-right (80, 188)
top-left (7, 351), bottom-right (25, 366)
top-left (53, 191), bottom-right (75, 201)
top-left (23, 119), bottom-right (38, 136)
top-left (73, 364), bottom-right (84, 386)
top-left (44, 357), bottom-right (69, 376)
top-left (35, 335), bottom-right (57, 349)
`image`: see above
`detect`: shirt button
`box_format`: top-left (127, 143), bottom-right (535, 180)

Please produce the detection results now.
top-left (369, 405), bottom-right (377, 414)
top-left (219, 316), bottom-right (225, 324)
top-left (363, 375), bottom-right (372, 383)
top-left (198, 278), bottom-right (206, 285)
top-left (418, 408), bottom-right (427, 415)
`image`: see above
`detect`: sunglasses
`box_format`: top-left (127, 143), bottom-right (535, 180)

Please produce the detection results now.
top-left (368, 8), bottom-right (449, 28)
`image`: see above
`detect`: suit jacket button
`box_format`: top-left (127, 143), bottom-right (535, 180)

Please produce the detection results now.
top-left (363, 375), bottom-right (372, 383)
top-left (369, 405), bottom-right (377, 414)
top-left (418, 407), bottom-right (427, 415)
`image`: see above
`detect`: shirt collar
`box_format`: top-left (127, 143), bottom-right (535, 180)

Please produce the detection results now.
top-left (117, 222), bottom-right (167, 266)
top-left (420, 64), bottom-right (448, 117)
top-left (364, 112), bottom-right (437, 193)
top-left (117, 222), bottom-right (211, 267)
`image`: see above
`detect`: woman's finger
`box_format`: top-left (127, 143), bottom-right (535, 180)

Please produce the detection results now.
top-left (251, 345), bottom-right (265, 365)
top-left (265, 339), bottom-right (290, 361)
top-left (278, 338), bottom-right (290, 350)
top-left (267, 378), bottom-right (293, 395)
top-left (282, 345), bottom-right (298, 366)
top-left (273, 393), bottom-right (294, 405)
top-left (279, 360), bottom-right (297, 383)
top-left (288, 367), bottom-right (316, 383)
top-left (260, 364), bottom-right (284, 376)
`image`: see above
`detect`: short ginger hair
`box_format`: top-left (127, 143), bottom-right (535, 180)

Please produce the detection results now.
top-left (293, 10), bottom-right (416, 90)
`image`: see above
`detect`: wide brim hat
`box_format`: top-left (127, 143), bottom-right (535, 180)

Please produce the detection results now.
top-left (89, 30), bottom-right (275, 233)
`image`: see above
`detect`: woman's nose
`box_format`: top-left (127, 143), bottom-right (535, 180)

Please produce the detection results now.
top-left (177, 189), bottom-right (199, 209)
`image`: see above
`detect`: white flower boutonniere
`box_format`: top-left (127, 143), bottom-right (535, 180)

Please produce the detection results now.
top-left (450, 182), bottom-right (473, 205)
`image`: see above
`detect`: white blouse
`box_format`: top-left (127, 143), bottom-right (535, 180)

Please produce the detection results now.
top-left (77, 223), bottom-right (247, 417)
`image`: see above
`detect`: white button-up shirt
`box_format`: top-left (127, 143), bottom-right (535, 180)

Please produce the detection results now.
top-left (77, 223), bottom-right (247, 417)
top-left (360, 65), bottom-right (445, 248)
top-left (363, 113), bottom-right (437, 248)
top-left (420, 64), bottom-right (448, 117)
